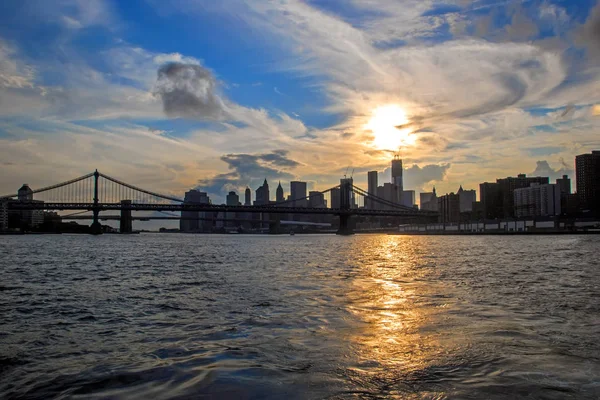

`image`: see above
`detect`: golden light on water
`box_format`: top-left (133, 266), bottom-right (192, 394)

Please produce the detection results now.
top-left (346, 236), bottom-right (445, 376)
top-left (365, 105), bottom-right (414, 150)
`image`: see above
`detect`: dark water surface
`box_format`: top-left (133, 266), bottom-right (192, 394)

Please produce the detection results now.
top-left (1, 234), bottom-right (599, 399)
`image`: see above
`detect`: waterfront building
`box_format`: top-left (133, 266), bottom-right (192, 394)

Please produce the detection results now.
top-left (438, 193), bottom-right (461, 223)
top-left (276, 182), bottom-right (285, 203)
top-left (457, 186), bottom-right (477, 212)
top-left (15, 184), bottom-right (44, 229)
top-left (481, 174), bottom-right (549, 219)
top-left (420, 187), bottom-right (438, 212)
top-left (0, 200), bottom-right (8, 231)
top-left (497, 174), bottom-right (549, 218)
top-left (514, 183), bottom-right (561, 218)
top-left (180, 189), bottom-right (210, 232)
top-left (576, 151), bottom-right (600, 215)
top-left (367, 171), bottom-right (378, 209)
top-left (480, 182), bottom-right (501, 219)
top-left (290, 181), bottom-right (307, 207)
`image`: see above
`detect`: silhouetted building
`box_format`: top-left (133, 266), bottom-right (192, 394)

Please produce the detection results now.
top-left (290, 181), bottom-right (307, 207)
top-left (367, 170), bottom-right (378, 209)
top-left (276, 182), bottom-right (285, 203)
top-left (308, 191), bottom-right (325, 208)
top-left (457, 186), bottom-right (477, 212)
top-left (18, 184), bottom-right (33, 201)
top-left (340, 177), bottom-right (356, 208)
top-left (180, 189), bottom-right (210, 232)
top-left (481, 174), bottom-right (549, 219)
top-left (226, 191), bottom-right (239, 206)
top-left (377, 183), bottom-right (396, 210)
top-left (555, 175), bottom-right (571, 215)
top-left (255, 179), bottom-right (270, 205)
top-left (480, 182), bottom-right (501, 219)
top-left (244, 187), bottom-right (251, 206)
top-left (15, 184), bottom-right (44, 229)
top-left (0, 200), bottom-right (8, 231)
top-left (391, 156), bottom-right (403, 204)
top-left (576, 151), bottom-right (600, 215)
top-left (497, 174), bottom-right (549, 218)
top-left (514, 183), bottom-right (561, 218)
top-left (401, 190), bottom-right (415, 208)
top-left (330, 187), bottom-right (341, 209)
top-left (438, 193), bottom-right (460, 223)
top-left (420, 187), bottom-right (438, 212)
top-left (556, 175), bottom-right (571, 195)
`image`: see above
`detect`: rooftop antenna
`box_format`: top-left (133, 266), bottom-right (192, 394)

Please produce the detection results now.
top-left (343, 166), bottom-right (349, 179)
top-left (350, 168), bottom-right (355, 179)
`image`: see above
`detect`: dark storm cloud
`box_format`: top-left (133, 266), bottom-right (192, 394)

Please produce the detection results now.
top-left (154, 62), bottom-right (226, 119)
top-left (195, 150), bottom-right (300, 202)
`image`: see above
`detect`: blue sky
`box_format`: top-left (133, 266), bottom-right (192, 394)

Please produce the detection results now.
top-left (1, 0), bottom-right (599, 203)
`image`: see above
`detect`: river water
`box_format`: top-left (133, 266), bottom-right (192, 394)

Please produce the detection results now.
top-left (1, 234), bottom-right (599, 399)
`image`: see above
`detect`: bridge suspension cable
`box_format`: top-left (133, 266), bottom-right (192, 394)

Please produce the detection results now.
top-left (351, 184), bottom-right (431, 213)
top-left (98, 172), bottom-right (183, 203)
top-left (263, 185), bottom-right (340, 208)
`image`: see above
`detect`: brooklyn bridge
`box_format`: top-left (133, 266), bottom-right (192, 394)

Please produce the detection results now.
top-left (1, 170), bottom-right (438, 235)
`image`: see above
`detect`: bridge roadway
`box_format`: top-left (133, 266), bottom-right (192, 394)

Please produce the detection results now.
top-left (11, 201), bottom-right (437, 218)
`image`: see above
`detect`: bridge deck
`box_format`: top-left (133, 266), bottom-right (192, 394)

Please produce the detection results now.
top-left (9, 202), bottom-right (437, 218)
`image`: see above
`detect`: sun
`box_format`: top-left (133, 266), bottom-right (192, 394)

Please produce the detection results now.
top-left (365, 105), bottom-right (412, 150)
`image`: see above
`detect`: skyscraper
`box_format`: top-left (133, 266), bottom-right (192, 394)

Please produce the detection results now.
top-left (308, 191), bottom-right (325, 208)
top-left (401, 190), bottom-right (415, 208)
top-left (330, 187), bottom-right (341, 209)
top-left (367, 171), bottom-right (378, 209)
top-left (290, 181), bottom-right (307, 207)
top-left (180, 189), bottom-right (210, 232)
top-left (276, 181), bottom-right (284, 203)
top-left (576, 151), bottom-right (600, 215)
top-left (255, 179), bottom-right (270, 205)
top-left (457, 185), bottom-right (477, 212)
top-left (499, 174), bottom-right (549, 218)
top-left (391, 156), bottom-right (403, 204)
top-left (226, 191), bottom-right (239, 206)
top-left (556, 175), bottom-right (571, 195)
top-left (244, 187), bottom-right (251, 206)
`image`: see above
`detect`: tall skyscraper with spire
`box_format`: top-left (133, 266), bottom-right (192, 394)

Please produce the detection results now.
top-left (255, 179), bottom-right (270, 205)
top-left (276, 181), bottom-right (284, 203)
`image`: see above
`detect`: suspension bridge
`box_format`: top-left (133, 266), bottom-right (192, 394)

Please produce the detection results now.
top-left (1, 170), bottom-right (438, 235)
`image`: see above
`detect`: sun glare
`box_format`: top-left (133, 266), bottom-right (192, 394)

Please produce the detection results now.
top-left (365, 105), bottom-right (412, 150)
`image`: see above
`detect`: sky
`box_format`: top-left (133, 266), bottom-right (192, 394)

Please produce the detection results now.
top-left (1, 0), bottom-right (600, 204)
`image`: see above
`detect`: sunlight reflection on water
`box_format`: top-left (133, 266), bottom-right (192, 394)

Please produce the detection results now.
top-left (1, 234), bottom-right (599, 399)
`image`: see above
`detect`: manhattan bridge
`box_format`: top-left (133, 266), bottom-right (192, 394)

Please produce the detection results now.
top-left (1, 170), bottom-right (438, 235)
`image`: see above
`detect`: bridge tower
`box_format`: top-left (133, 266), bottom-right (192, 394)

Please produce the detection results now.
top-left (120, 200), bottom-right (133, 233)
top-left (337, 179), bottom-right (354, 235)
top-left (90, 169), bottom-right (102, 235)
